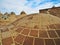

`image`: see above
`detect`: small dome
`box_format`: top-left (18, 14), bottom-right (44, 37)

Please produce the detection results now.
top-left (10, 12), bottom-right (15, 15)
top-left (4, 12), bottom-right (8, 15)
top-left (20, 11), bottom-right (26, 15)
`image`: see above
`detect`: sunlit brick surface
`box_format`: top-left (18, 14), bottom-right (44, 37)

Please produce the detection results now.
top-left (0, 13), bottom-right (60, 45)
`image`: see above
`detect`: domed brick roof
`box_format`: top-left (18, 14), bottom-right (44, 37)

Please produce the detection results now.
top-left (0, 13), bottom-right (60, 45)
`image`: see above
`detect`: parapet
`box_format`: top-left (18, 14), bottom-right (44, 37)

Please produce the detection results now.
top-left (39, 6), bottom-right (60, 17)
top-left (39, 9), bottom-right (48, 14)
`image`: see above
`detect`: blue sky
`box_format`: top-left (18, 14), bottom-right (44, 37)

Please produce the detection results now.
top-left (0, 0), bottom-right (60, 14)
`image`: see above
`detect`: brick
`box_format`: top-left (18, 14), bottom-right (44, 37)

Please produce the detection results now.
top-left (56, 30), bottom-right (60, 37)
top-left (2, 37), bottom-right (13, 45)
top-left (55, 24), bottom-right (60, 29)
top-left (49, 24), bottom-right (56, 29)
top-left (45, 39), bottom-right (55, 45)
top-left (21, 28), bottom-right (30, 35)
top-left (15, 27), bottom-right (23, 33)
top-left (34, 38), bottom-right (44, 45)
top-left (48, 30), bottom-right (57, 38)
top-left (39, 30), bottom-right (48, 38)
top-left (14, 34), bottom-right (25, 44)
top-left (54, 39), bottom-right (60, 45)
top-left (30, 30), bottom-right (38, 37)
top-left (23, 37), bottom-right (33, 45)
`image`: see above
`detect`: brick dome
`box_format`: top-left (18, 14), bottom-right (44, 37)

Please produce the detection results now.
top-left (0, 13), bottom-right (60, 45)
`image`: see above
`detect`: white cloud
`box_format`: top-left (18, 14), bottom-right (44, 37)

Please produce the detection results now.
top-left (55, 3), bottom-right (60, 7)
top-left (36, 2), bottom-right (54, 9)
top-left (0, 0), bottom-right (60, 14)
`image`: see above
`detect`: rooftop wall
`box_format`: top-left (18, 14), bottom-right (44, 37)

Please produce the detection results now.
top-left (49, 7), bottom-right (60, 17)
top-left (39, 7), bottom-right (60, 17)
top-left (39, 9), bottom-right (48, 14)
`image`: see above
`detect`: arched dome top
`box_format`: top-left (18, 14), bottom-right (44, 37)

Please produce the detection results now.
top-left (10, 12), bottom-right (15, 15)
top-left (4, 12), bottom-right (8, 15)
top-left (20, 11), bottom-right (26, 15)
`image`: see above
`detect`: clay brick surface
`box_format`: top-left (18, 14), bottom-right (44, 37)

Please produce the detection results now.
top-left (48, 30), bottom-right (57, 38)
top-left (23, 37), bottom-right (33, 45)
top-left (34, 38), bottom-right (44, 45)
top-left (30, 30), bottom-right (38, 37)
top-left (54, 39), bottom-right (60, 45)
top-left (21, 28), bottom-right (30, 35)
top-left (14, 34), bottom-right (25, 44)
top-left (45, 39), bottom-right (55, 45)
top-left (39, 30), bottom-right (48, 38)
top-left (15, 27), bottom-right (23, 33)
top-left (56, 30), bottom-right (60, 37)
top-left (2, 37), bottom-right (13, 45)
top-left (49, 24), bottom-right (56, 29)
